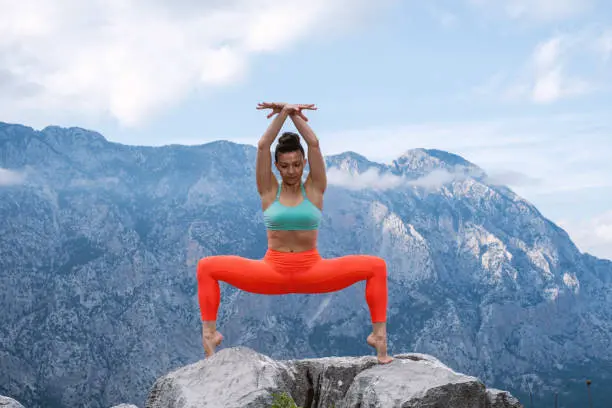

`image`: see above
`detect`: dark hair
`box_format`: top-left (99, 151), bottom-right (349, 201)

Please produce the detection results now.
top-left (274, 132), bottom-right (304, 162)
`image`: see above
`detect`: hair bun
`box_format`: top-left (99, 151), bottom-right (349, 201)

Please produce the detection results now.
top-left (274, 131), bottom-right (305, 162)
top-left (278, 132), bottom-right (300, 147)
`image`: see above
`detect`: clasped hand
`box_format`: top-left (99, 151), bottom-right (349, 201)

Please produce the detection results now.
top-left (256, 102), bottom-right (317, 121)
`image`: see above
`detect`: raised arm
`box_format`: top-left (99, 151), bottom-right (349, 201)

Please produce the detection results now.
top-left (255, 105), bottom-right (289, 196)
top-left (289, 111), bottom-right (327, 193)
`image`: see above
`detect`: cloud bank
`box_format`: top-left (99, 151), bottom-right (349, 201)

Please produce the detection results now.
top-left (327, 166), bottom-right (492, 191)
top-left (0, 1), bottom-right (390, 127)
top-left (327, 167), bottom-right (405, 191)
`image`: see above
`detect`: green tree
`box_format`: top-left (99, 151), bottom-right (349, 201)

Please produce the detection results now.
top-left (270, 392), bottom-right (337, 408)
top-left (270, 391), bottom-right (299, 408)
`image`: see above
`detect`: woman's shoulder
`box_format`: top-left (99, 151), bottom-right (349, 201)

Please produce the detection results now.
top-left (260, 176), bottom-right (279, 210)
top-left (304, 174), bottom-right (325, 193)
top-left (303, 176), bottom-right (324, 209)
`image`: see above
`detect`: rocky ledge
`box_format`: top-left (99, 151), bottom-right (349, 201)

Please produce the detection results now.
top-left (143, 347), bottom-right (522, 408)
top-left (1, 347), bottom-right (523, 408)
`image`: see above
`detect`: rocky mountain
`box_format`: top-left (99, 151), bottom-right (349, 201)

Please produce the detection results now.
top-left (0, 121), bottom-right (610, 408)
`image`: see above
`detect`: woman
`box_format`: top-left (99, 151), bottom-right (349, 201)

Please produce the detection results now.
top-left (196, 102), bottom-right (393, 364)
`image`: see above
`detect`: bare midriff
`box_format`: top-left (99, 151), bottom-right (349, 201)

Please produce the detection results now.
top-left (267, 230), bottom-right (318, 252)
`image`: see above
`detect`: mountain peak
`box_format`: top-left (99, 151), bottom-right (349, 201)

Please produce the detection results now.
top-left (325, 150), bottom-right (381, 174)
top-left (0, 122), bottom-right (36, 141)
top-left (393, 148), bottom-right (483, 177)
top-left (40, 125), bottom-right (108, 146)
top-left (1, 121), bottom-right (109, 148)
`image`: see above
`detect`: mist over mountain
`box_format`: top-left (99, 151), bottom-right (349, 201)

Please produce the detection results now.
top-left (1, 121), bottom-right (610, 408)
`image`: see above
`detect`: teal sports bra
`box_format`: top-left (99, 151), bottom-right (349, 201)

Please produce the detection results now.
top-left (263, 182), bottom-right (322, 231)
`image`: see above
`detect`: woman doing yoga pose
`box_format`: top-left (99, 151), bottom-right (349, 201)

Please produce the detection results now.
top-left (196, 102), bottom-right (393, 364)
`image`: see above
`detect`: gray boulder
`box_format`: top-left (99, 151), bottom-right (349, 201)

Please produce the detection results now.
top-left (486, 389), bottom-right (523, 408)
top-left (0, 394), bottom-right (140, 408)
top-left (144, 347), bottom-right (523, 408)
top-left (0, 396), bottom-right (26, 408)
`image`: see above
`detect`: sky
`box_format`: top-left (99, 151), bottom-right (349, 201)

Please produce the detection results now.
top-left (1, 0), bottom-right (611, 259)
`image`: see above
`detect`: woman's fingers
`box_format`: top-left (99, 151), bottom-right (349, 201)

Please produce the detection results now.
top-left (257, 102), bottom-right (315, 109)
top-left (257, 102), bottom-right (316, 121)
top-left (298, 104), bottom-right (317, 110)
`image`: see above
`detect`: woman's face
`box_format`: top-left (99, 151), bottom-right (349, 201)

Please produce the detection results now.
top-left (276, 151), bottom-right (306, 185)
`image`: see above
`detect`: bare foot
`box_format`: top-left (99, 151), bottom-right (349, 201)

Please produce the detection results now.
top-left (367, 333), bottom-right (393, 364)
top-left (202, 331), bottom-right (223, 358)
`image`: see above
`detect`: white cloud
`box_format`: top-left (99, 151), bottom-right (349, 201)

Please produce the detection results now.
top-left (528, 34), bottom-right (595, 103)
top-left (469, 0), bottom-right (593, 21)
top-left (0, 1), bottom-right (391, 127)
top-left (327, 167), bottom-right (475, 191)
top-left (327, 167), bottom-right (404, 191)
top-left (0, 168), bottom-right (26, 186)
top-left (559, 211), bottom-right (612, 260)
top-left (407, 169), bottom-right (460, 189)
top-left (476, 28), bottom-right (611, 104)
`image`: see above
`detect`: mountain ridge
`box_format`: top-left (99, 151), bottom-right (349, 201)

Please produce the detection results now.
top-left (1, 121), bottom-right (610, 408)
top-left (0, 121), bottom-right (487, 176)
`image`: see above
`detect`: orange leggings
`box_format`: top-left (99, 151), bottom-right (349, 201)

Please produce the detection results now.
top-left (196, 248), bottom-right (387, 323)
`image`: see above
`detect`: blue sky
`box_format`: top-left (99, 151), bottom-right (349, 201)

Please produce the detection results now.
top-left (1, 0), bottom-right (611, 259)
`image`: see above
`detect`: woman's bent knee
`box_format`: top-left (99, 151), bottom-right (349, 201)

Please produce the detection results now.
top-left (197, 256), bottom-right (215, 281)
top-left (369, 256), bottom-right (387, 275)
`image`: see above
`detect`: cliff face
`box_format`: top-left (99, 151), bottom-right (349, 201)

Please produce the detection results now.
top-left (1, 122), bottom-right (610, 408)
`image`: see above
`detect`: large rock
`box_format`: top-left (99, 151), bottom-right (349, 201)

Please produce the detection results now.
top-left (143, 347), bottom-right (523, 408)
top-left (0, 396), bottom-right (26, 408)
top-left (0, 395), bottom-right (139, 408)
